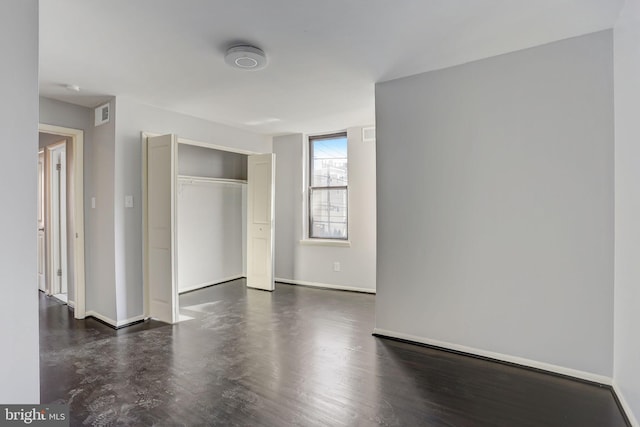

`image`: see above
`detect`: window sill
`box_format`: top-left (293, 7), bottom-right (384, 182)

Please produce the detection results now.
top-left (299, 239), bottom-right (351, 248)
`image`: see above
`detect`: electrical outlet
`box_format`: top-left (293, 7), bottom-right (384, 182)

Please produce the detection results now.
top-left (333, 262), bottom-right (341, 272)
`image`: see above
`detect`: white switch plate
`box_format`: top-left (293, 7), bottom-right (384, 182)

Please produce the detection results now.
top-left (91, 197), bottom-right (96, 209)
top-left (125, 195), bottom-right (134, 208)
top-left (333, 262), bottom-right (341, 272)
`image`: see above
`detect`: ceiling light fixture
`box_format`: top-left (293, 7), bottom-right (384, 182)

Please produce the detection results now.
top-left (224, 45), bottom-right (267, 71)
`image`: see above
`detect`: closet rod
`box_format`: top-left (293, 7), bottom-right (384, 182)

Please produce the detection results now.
top-left (178, 175), bottom-right (247, 185)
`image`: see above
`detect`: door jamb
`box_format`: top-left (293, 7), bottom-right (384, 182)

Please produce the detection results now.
top-left (39, 124), bottom-right (86, 319)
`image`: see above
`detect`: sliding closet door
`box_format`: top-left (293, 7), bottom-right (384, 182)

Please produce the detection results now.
top-left (147, 134), bottom-right (179, 323)
top-left (247, 153), bottom-right (275, 291)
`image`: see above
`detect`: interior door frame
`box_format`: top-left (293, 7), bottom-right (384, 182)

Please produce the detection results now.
top-left (39, 124), bottom-right (86, 319)
top-left (141, 132), bottom-right (261, 320)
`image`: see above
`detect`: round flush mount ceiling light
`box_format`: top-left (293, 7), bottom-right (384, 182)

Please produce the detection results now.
top-left (224, 45), bottom-right (267, 71)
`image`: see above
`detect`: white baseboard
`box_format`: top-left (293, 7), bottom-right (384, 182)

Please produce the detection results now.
top-left (85, 311), bottom-right (117, 327)
top-left (86, 311), bottom-right (147, 328)
top-left (613, 381), bottom-right (639, 427)
top-left (372, 328), bottom-right (612, 385)
top-left (178, 275), bottom-right (244, 294)
top-left (275, 278), bottom-right (376, 294)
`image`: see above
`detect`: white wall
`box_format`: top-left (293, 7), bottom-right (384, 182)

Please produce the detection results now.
top-left (375, 31), bottom-right (614, 377)
top-left (273, 127), bottom-right (377, 292)
top-left (614, 0), bottom-right (640, 423)
top-left (177, 180), bottom-right (246, 292)
top-left (0, 0), bottom-right (39, 403)
top-left (114, 97), bottom-right (271, 321)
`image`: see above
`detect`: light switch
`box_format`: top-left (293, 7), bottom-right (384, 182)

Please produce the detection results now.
top-left (91, 197), bottom-right (96, 209)
top-left (125, 195), bottom-right (134, 208)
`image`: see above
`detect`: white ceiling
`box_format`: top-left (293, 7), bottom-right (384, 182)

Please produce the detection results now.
top-left (39, 0), bottom-right (624, 136)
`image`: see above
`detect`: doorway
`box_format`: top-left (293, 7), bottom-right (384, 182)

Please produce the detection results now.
top-left (38, 124), bottom-right (86, 319)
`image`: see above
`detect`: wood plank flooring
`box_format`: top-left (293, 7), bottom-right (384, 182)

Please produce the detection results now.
top-left (39, 280), bottom-right (628, 426)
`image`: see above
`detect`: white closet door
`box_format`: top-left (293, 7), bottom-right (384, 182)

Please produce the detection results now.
top-left (147, 134), bottom-right (178, 323)
top-left (246, 153), bottom-right (275, 291)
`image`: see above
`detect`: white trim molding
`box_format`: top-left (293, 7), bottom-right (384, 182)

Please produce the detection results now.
top-left (372, 328), bottom-right (612, 386)
top-left (86, 311), bottom-right (147, 329)
top-left (613, 381), bottom-right (639, 427)
top-left (276, 278), bottom-right (375, 294)
top-left (299, 239), bottom-right (351, 248)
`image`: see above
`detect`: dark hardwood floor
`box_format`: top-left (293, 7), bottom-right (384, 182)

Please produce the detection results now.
top-left (40, 280), bottom-right (628, 426)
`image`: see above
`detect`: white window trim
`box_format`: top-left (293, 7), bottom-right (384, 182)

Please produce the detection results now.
top-left (299, 238), bottom-right (351, 247)
top-left (304, 130), bottom-right (350, 242)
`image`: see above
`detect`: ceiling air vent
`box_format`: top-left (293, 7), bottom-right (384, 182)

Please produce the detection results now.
top-left (95, 102), bottom-right (110, 127)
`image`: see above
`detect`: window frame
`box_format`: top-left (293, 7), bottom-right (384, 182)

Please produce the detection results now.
top-left (308, 132), bottom-right (349, 241)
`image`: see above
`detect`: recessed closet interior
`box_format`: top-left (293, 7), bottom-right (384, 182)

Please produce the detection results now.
top-left (176, 143), bottom-right (248, 294)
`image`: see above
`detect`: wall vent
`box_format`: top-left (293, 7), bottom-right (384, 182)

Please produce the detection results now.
top-left (95, 102), bottom-right (110, 126)
top-left (362, 126), bottom-right (375, 142)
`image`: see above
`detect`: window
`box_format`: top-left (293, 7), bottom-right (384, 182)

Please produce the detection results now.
top-left (309, 132), bottom-right (348, 239)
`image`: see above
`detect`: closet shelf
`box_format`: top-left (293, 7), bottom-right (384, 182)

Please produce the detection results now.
top-left (178, 175), bottom-right (247, 185)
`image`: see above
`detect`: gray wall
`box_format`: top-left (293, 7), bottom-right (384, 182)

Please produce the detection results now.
top-left (375, 31), bottom-right (614, 376)
top-left (273, 134), bottom-right (302, 279)
top-left (614, 0), bottom-right (640, 423)
top-left (39, 97), bottom-right (92, 132)
top-left (89, 98), bottom-right (117, 320)
top-left (178, 144), bottom-right (247, 180)
top-left (0, 0), bottom-right (39, 403)
top-left (114, 97), bottom-right (271, 321)
top-left (39, 132), bottom-right (66, 148)
top-left (40, 97), bottom-right (118, 321)
top-left (273, 126), bottom-right (377, 291)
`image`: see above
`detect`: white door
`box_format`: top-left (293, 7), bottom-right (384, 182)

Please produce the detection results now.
top-left (147, 134), bottom-right (179, 324)
top-left (246, 153), bottom-right (275, 291)
top-left (49, 144), bottom-right (67, 296)
top-left (37, 151), bottom-right (45, 292)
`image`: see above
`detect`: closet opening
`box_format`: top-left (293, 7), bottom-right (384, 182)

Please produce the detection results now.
top-left (143, 133), bottom-right (275, 324)
top-left (176, 143), bottom-right (248, 296)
